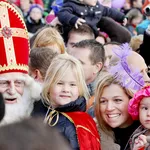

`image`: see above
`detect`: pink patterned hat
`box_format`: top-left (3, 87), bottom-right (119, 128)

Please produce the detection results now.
top-left (128, 86), bottom-right (150, 120)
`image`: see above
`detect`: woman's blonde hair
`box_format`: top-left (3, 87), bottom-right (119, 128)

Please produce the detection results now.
top-left (42, 54), bottom-right (90, 106)
top-left (32, 26), bottom-right (65, 54)
top-left (95, 72), bottom-right (134, 139)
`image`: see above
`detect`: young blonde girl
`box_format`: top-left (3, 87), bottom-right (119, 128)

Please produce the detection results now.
top-left (42, 54), bottom-right (100, 150)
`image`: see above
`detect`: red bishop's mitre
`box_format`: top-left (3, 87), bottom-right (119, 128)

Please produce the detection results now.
top-left (0, 0), bottom-right (30, 74)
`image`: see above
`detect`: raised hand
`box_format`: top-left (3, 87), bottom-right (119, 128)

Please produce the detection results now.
top-left (75, 18), bottom-right (86, 29)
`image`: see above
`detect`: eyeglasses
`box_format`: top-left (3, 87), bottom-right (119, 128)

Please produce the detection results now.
top-left (0, 80), bottom-right (25, 88)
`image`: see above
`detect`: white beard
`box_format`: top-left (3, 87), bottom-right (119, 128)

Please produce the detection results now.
top-left (0, 75), bottom-right (42, 126)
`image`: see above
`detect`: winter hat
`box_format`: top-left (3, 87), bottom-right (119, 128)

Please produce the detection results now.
top-left (28, 4), bottom-right (43, 14)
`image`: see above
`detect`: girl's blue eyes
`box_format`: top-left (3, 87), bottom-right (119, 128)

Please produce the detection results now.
top-left (57, 82), bottom-right (63, 85)
top-left (57, 83), bottom-right (76, 86)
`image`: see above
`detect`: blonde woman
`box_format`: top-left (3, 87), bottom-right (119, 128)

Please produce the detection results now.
top-left (41, 54), bottom-right (100, 150)
top-left (95, 72), bottom-right (140, 150)
top-left (31, 26), bottom-right (66, 54)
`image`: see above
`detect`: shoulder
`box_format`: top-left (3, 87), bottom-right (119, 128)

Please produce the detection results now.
top-left (99, 127), bottom-right (120, 150)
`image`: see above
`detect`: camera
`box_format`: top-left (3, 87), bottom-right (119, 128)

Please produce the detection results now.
top-left (144, 5), bottom-right (150, 16)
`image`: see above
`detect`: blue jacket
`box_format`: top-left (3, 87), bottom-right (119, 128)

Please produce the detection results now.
top-left (45, 97), bottom-right (86, 150)
top-left (136, 19), bottom-right (150, 35)
top-left (58, 0), bottom-right (125, 35)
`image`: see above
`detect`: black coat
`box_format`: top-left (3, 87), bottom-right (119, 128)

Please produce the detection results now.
top-left (32, 100), bottom-right (48, 117)
top-left (25, 16), bottom-right (45, 34)
top-left (46, 97), bottom-right (86, 150)
top-left (139, 31), bottom-right (150, 77)
top-left (113, 120), bottom-right (140, 150)
top-left (58, 0), bottom-right (125, 35)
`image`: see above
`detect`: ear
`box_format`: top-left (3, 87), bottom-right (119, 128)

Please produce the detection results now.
top-left (94, 62), bottom-right (103, 74)
top-left (33, 69), bottom-right (43, 82)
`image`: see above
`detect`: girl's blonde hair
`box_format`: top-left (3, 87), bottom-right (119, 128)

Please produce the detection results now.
top-left (42, 54), bottom-right (90, 106)
top-left (95, 72), bottom-right (134, 139)
top-left (32, 26), bottom-right (65, 54)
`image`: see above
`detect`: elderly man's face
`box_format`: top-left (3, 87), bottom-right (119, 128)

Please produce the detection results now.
top-left (0, 72), bottom-right (25, 104)
top-left (127, 52), bottom-right (150, 84)
top-left (103, 44), bottom-right (120, 70)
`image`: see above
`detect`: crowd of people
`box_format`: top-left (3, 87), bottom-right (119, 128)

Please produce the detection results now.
top-left (0, 0), bottom-right (150, 150)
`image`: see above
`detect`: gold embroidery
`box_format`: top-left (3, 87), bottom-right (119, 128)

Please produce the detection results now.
top-left (0, 5), bottom-right (17, 65)
top-left (61, 113), bottom-right (100, 143)
top-left (0, 28), bottom-right (28, 39)
top-left (61, 112), bottom-right (74, 123)
top-left (0, 1), bottom-right (28, 33)
top-left (76, 125), bottom-right (100, 143)
top-left (0, 1), bottom-right (30, 72)
top-left (0, 64), bottom-right (28, 72)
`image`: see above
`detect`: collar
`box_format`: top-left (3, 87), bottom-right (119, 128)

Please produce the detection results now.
top-left (55, 96), bottom-right (86, 112)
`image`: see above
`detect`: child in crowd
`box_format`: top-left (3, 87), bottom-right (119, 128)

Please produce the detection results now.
top-left (136, 0), bottom-right (150, 35)
top-left (128, 86), bottom-right (150, 150)
top-left (41, 54), bottom-right (100, 150)
top-left (126, 8), bottom-right (143, 36)
top-left (25, 4), bottom-right (45, 35)
top-left (57, 0), bottom-right (128, 36)
top-left (31, 26), bottom-right (66, 54)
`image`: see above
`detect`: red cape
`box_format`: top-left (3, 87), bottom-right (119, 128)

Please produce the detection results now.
top-left (62, 112), bottom-right (101, 150)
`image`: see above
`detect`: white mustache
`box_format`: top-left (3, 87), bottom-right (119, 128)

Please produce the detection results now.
top-left (2, 93), bottom-right (20, 100)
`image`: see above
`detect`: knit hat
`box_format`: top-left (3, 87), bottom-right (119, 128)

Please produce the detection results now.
top-left (28, 4), bottom-right (43, 15)
top-left (128, 86), bottom-right (150, 120)
top-left (0, 1), bottom-right (30, 74)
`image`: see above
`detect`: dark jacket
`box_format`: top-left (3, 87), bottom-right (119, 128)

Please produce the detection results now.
top-left (99, 17), bottom-right (131, 43)
top-left (139, 30), bottom-right (150, 77)
top-left (0, 93), bottom-right (5, 122)
top-left (31, 100), bottom-right (48, 117)
top-left (45, 97), bottom-right (86, 150)
top-left (58, 0), bottom-right (125, 35)
top-left (25, 16), bottom-right (45, 33)
top-left (113, 120), bottom-right (140, 150)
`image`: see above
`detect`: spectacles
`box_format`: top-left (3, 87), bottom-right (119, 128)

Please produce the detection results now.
top-left (0, 80), bottom-right (25, 88)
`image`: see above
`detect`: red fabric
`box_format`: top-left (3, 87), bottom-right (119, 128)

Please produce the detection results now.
top-left (14, 0), bottom-right (43, 7)
top-left (0, 1), bottom-right (29, 74)
top-left (138, 147), bottom-right (145, 150)
top-left (65, 112), bottom-right (101, 150)
top-left (34, 0), bottom-right (43, 7)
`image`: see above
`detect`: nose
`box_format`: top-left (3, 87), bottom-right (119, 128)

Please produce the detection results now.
top-left (62, 84), bottom-right (70, 93)
top-left (143, 72), bottom-right (150, 84)
top-left (7, 81), bottom-right (16, 95)
top-left (106, 101), bottom-right (114, 111)
top-left (147, 109), bottom-right (150, 116)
